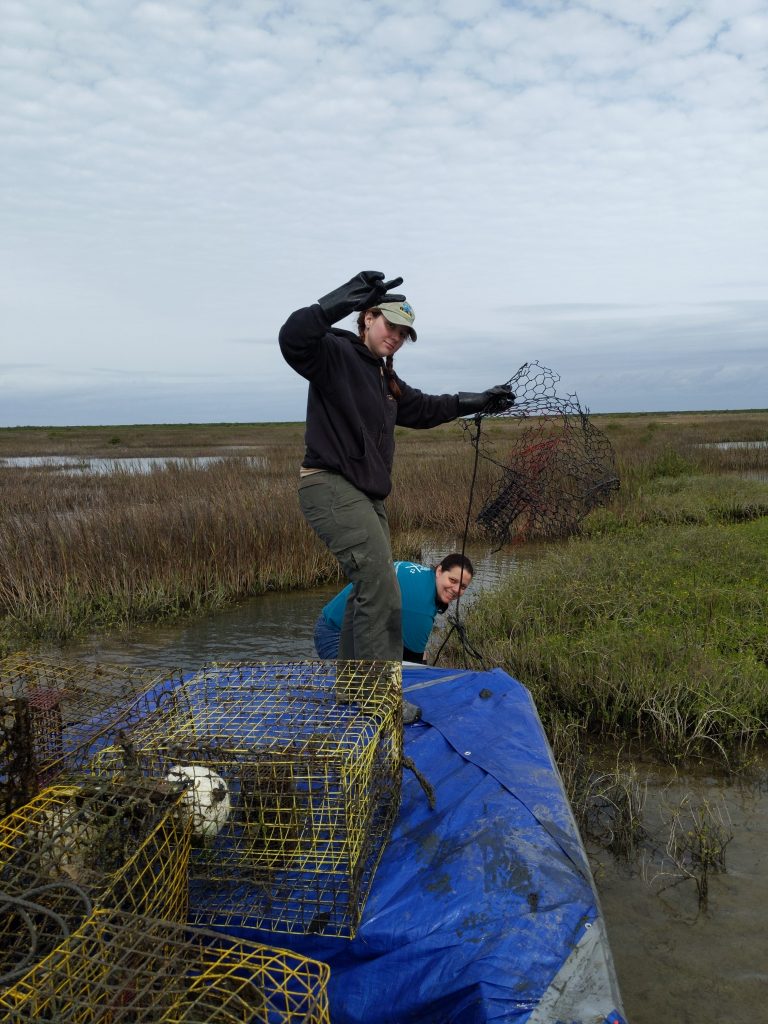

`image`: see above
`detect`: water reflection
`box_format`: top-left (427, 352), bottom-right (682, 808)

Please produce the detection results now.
top-left (695, 440), bottom-right (768, 450)
top-left (0, 455), bottom-right (265, 474)
top-left (58, 587), bottom-right (328, 669)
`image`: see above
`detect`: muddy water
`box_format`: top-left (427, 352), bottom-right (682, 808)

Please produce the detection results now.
top-left (56, 541), bottom-right (768, 1022)
top-left (593, 767), bottom-right (768, 1024)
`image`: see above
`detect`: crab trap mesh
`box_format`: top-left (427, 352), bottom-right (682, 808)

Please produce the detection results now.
top-left (463, 362), bottom-right (619, 545)
top-left (0, 780), bottom-right (191, 986)
top-left (92, 660), bottom-right (403, 939)
top-left (0, 908), bottom-right (330, 1023)
top-left (0, 654), bottom-right (184, 815)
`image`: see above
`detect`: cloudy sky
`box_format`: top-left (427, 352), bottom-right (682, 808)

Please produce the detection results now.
top-left (2, 0), bottom-right (767, 427)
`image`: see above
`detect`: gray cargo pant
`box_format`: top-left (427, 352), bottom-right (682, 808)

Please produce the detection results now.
top-left (298, 471), bottom-right (401, 660)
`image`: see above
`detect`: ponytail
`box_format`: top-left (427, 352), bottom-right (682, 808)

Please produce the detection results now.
top-left (358, 309), bottom-right (402, 399)
top-left (385, 355), bottom-right (401, 399)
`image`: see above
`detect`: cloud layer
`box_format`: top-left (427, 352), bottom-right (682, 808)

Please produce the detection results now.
top-left (2, 0), bottom-right (767, 424)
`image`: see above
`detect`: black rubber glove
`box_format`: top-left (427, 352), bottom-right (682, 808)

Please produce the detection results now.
top-left (457, 385), bottom-right (515, 416)
top-left (317, 271), bottom-right (405, 324)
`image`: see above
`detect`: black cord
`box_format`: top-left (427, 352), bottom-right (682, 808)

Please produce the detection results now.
top-left (431, 414), bottom-right (492, 671)
top-left (0, 881), bottom-right (94, 985)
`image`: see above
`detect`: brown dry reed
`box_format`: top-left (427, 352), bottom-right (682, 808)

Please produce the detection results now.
top-left (2, 410), bottom-right (767, 675)
top-left (0, 455), bottom-right (330, 646)
top-left (0, 422), bottom-right (489, 649)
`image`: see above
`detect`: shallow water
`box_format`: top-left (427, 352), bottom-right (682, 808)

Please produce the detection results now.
top-left (697, 441), bottom-right (768, 450)
top-left (52, 542), bottom-right (768, 1022)
top-left (593, 766), bottom-right (768, 1024)
top-left (0, 454), bottom-right (265, 474)
top-left (58, 542), bottom-right (526, 668)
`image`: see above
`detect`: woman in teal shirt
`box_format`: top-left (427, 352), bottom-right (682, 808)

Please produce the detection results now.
top-left (314, 553), bottom-right (474, 663)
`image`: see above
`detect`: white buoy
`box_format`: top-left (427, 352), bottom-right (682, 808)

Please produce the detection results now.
top-left (166, 765), bottom-right (232, 840)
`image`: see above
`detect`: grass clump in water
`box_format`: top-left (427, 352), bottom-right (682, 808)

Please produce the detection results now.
top-left (646, 794), bottom-right (734, 911)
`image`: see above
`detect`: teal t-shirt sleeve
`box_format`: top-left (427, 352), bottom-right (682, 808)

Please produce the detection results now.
top-left (322, 583), bottom-right (353, 630)
top-left (395, 562), bottom-right (439, 655)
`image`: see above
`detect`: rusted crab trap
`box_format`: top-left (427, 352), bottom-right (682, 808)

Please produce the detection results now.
top-left (0, 908), bottom-right (330, 1023)
top-left (0, 779), bottom-right (191, 988)
top-left (0, 654), bottom-right (184, 816)
top-left (461, 361), bottom-right (620, 546)
top-left (93, 659), bottom-right (403, 939)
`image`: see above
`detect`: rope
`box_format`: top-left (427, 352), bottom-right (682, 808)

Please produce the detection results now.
top-left (401, 756), bottom-right (436, 811)
top-left (431, 413), bottom-right (493, 671)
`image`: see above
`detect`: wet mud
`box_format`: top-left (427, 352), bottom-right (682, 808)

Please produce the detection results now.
top-left (594, 765), bottom-right (768, 1024)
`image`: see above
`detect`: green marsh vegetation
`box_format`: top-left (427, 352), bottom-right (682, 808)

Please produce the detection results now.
top-left (2, 411), bottom-right (767, 774)
top-left (433, 409), bottom-right (765, 922)
top-left (444, 410), bottom-right (768, 768)
top-left (461, 516), bottom-right (768, 759)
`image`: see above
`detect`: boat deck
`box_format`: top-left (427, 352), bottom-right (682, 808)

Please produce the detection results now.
top-left (203, 663), bottom-right (626, 1024)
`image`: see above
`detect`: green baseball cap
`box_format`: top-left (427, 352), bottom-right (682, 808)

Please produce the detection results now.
top-left (378, 300), bottom-right (417, 341)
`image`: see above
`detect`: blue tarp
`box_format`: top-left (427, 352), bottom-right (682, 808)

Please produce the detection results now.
top-left (201, 665), bottom-right (624, 1024)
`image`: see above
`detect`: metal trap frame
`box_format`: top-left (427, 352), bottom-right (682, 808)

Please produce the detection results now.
top-left (461, 362), bottom-right (619, 545)
top-left (477, 413), bottom-right (619, 543)
top-left (0, 908), bottom-right (330, 1022)
top-left (0, 779), bottom-right (191, 987)
top-left (0, 654), bottom-right (184, 815)
top-left (93, 660), bottom-right (403, 938)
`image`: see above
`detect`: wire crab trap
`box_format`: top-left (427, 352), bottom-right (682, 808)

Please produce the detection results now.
top-left (0, 908), bottom-right (330, 1023)
top-left (462, 362), bottom-right (619, 545)
top-left (0, 779), bottom-right (191, 987)
top-left (93, 660), bottom-right (403, 939)
top-left (0, 654), bottom-right (184, 816)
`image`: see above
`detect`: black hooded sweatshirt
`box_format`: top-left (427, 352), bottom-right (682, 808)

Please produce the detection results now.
top-left (279, 304), bottom-right (459, 500)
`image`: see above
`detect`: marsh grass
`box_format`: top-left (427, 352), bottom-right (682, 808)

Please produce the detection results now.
top-left (0, 421), bottom-right (308, 457)
top-left (582, 764), bottom-right (647, 863)
top-left (453, 515), bottom-right (768, 760)
top-left (0, 420), bottom-right (500, 650)
top-left (0, 426), bottom-right (493, 650)
top-left (2, 408), bottom-right (768, 773)
top-left (584, 473), bottom-right (768, 532)
top-left (0, 453), bottom-right (343, 647)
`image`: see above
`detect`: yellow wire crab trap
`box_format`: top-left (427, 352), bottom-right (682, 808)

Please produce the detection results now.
top-left (0, 908), bottom-right (330, 1023)
top-left (0, 779), bottom-right (191, 986)
top-left (0, 654), bottom-right (183, 815)
top-left (93, 659), bottom-right (403, 938)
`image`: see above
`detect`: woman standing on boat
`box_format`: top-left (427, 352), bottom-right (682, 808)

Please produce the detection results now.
top-left (279, 270), bottom-right (512, 662)
top-left (314, 553), bottom-right (475, 663)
